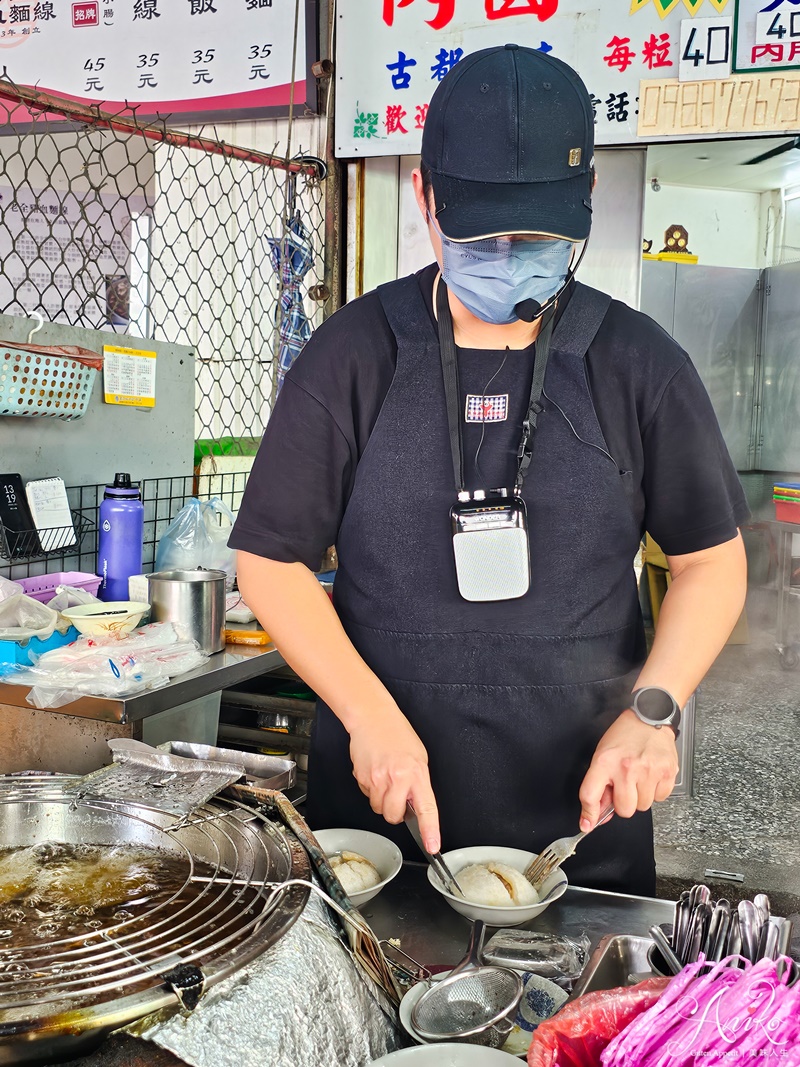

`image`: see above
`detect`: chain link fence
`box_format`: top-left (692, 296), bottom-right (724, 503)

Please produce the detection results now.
top-left (0, 77), bottom-right (329, 453)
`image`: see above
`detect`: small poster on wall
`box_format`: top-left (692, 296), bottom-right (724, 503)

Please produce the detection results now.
top-left (103, 343), bottom-right (157, 408)
top-left (0, 185), bottom-right (146, 328)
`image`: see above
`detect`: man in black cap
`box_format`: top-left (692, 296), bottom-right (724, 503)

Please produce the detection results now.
top-left (231, 45), bottom-right (747, 894)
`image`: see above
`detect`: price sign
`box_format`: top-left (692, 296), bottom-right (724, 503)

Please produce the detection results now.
top-left (754, 6), bottom-right (800, 67)
top-left (0, 0), bottom-right (315, 123)
top-left (336, 0), bottom-right (756, 157)
top-left (756, 8), bottom-right (800, 45)
top-left (733, 0), bottom-right (800, 73)
top-left (679, 16), bottom-right (733, 80)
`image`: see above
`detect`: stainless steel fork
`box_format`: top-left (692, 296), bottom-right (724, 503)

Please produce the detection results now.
top-left (523, 805), bottom-right (615, 889)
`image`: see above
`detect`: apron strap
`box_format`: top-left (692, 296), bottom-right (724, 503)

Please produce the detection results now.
top-left (551, 282), bottom-right (613, 359)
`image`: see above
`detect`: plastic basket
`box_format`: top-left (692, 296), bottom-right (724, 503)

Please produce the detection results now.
top-left (18, 572), bottom-right (102, 604)
top-left (0, 626), bottom-right (79, 666)
top-left (0, 346), bottom-right (98, 421)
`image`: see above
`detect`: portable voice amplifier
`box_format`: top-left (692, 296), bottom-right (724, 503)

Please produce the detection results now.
top-left (450, 493), bottom-right (530, 602)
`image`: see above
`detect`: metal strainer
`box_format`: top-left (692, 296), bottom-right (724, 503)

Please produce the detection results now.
top-left (411, 920), bottom-right (523, 1048)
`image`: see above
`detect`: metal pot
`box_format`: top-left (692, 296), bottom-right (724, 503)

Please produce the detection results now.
top-left (0, 774), bottom-right (310, 1065)
top-left (148, 568), bottom-right (226, 653)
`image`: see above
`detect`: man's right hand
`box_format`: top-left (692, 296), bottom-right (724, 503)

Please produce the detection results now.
top-left (348, 706), bottom-right (441, 854)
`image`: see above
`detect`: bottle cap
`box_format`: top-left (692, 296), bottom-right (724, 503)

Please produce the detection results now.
top-left (113, 473), bottom-right (132, 488)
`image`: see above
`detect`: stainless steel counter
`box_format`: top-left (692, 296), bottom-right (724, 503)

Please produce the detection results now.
top-left (0, 641), bottom-right (286, 724)
top-left (0, 637), bottom-right (287, 774)
top-left (364, 863), bottom-right (673, 968)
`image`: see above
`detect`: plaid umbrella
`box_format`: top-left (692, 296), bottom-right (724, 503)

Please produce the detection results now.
top-left (269, 212), bottom-right (314, 395)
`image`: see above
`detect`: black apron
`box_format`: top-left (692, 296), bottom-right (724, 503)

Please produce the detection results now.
top-left (306, 277), bottom-right (655, 896)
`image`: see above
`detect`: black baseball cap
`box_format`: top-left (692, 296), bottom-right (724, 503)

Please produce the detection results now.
top-left (421, 43), bottom-right (594, 242)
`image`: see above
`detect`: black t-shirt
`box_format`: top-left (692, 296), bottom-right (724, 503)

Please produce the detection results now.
top-left (230, 264), bottom-right (749, 568)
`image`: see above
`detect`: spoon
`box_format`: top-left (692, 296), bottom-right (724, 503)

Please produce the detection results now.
top-left (648, 924), bottom-right (683, 975)
top-left (738, 900), bottom-right (759, 963)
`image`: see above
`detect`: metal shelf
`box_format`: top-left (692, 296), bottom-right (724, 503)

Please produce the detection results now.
top-left (0, 643), bottom-right (287, 723)
top-left (0, 508), bottom-right (94, 564)
top-left (222, 691), bottom-right (316, 718)
top-left (218, 722), bottom-right (311, 754)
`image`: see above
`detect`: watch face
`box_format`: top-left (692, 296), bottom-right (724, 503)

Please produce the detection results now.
top-left (636, 687), bottom-right (676, 723)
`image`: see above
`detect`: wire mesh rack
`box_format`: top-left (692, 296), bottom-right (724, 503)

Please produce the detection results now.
top-left (0, 472), bottom-right (248, 580)
top-left (0, 775), bottom-right (310, 1029)
top-left (0, 509), bottom-right (95, 564)
top-left (0, 74), bottom-right (332, 452)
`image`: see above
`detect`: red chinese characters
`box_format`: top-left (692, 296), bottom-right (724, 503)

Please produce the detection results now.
top-left (385, 104), bottom-right (409, 133)
top-left (72, 1), bottom-right (98, 26)
top-left (383, 0), bottom-right (454, 30)
top-left (604, 36), bottom-right (636, 73)
top-left (485, 0), bottom-right (557, 19)
top-left (383, 0), bottom-right (557, 29)
top-left (642, 32), bottom-right (673, 69)
top-left (751, 42), bottom-right (800, 63)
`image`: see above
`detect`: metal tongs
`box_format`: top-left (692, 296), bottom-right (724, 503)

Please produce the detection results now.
top-left (404, 801), bottom-right (465, 897)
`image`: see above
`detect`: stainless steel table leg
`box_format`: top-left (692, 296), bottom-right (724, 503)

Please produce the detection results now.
top-left (776, 528), bottom-right (798, 668)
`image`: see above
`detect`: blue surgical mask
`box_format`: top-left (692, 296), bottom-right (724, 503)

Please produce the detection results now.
top-left (429, 213), bottom-right (575, 325)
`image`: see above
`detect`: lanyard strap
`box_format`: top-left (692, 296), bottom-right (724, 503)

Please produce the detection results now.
top-left (435, 276), bottom-right (557, 496)
top-left (436, 278), bottom-right (466, 494)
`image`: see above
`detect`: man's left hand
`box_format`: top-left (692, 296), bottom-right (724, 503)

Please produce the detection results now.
top-left (578, 709), bottom-right (680, 833)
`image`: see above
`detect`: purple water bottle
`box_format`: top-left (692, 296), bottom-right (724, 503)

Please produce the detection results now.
top-left (97, 474), bottom-right (144, 602)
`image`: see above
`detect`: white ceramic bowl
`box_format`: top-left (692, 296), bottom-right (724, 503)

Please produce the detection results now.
top-left (315, 827), bottom-right (403, 907)
top-left (369, 1044), bottom-right (512, 1066)
top-left (60, 601), bottom-right (151, 637)
top-left (427, 845), bottom-right (568, 927)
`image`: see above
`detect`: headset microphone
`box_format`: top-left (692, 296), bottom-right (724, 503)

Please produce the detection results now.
top-left (513, 239), bottom-right (590, 324)
top-left (514, 298), bottom-right (541, 322)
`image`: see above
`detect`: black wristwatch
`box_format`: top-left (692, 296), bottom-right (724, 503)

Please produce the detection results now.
top-left (631, 686), bottom-right (681, 740)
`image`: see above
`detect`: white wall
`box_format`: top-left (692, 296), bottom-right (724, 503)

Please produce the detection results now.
top-left (580, 148), bottom-right (645, 309)
top-left (759, 189), bottom-right (784, 269)
top-left (643, 184), bottom-right (762, 270)
top-left (782, 193), bottom-right (800, 264)
top-left (356, 147), bottom-right (646, 308)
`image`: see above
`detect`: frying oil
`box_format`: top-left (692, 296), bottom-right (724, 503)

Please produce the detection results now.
top-left (0, 843), bottom-right (224, 953)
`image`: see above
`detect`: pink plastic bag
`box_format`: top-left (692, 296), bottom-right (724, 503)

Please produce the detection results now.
top-left (527, 977), bottom-right (670, 1067)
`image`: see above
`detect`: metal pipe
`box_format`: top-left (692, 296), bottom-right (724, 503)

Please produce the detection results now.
top-left (0, 76), bottom-right (320, 176)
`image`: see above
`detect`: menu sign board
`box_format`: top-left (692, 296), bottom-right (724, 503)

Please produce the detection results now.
top-left (333, 0), bottom-right (781, 156)
top-left (0, 0), bottom-right (316, 121)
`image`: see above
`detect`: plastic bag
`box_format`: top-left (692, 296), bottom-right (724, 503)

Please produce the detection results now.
top-left (46, 585), bottom-right (102, 612)
top-left (154, 497), bottom-right (236, 581)
top-left (0, 576), bottom-right (23, 603)
top-left (3, 621), bottom-right (208, 708)
top-left (527, 977), bottom-right (671, 1067)
top-left (483, 930), bottom-right (591, 987)
top-left (0, 594), bottom-right (59, 642)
